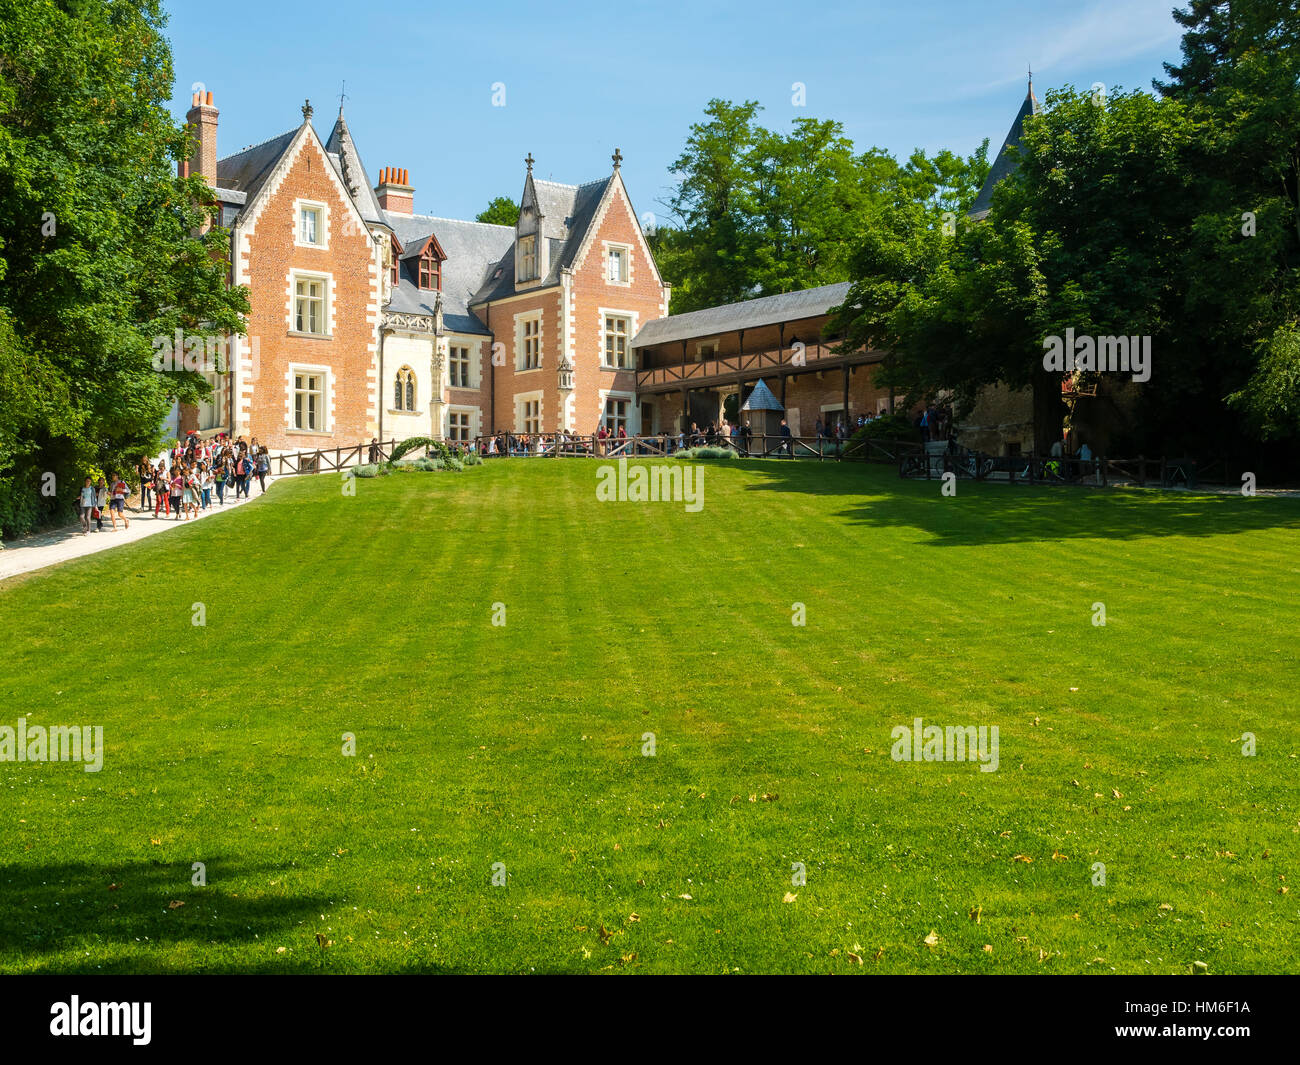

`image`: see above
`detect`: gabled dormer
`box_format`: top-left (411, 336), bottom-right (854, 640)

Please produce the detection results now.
top-left (515, 154), bottom-right (546, 286)
top-left (398, 231), bottom-right (447, 291)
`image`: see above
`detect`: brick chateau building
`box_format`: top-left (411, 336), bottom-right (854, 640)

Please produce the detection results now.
top-left (177, 86), bottom-right (1033, 453)
top-left (179, 93), bottom-right (668, 451)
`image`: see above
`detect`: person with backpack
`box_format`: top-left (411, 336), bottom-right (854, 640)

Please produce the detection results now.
top-left (255, 447), bottom-right (269, 493)
top-left (90, 477), bottom-right (107, 531)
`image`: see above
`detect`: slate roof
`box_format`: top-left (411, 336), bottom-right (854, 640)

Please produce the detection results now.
top-left (631, 281), bottom-right (852, 349)
top-left (470, 176), bottom-right (612, 304)
top-left (384, 212), bottom-right (515, 335)
top-left (969, 83), bottom-right (1040, 220)
top-left (215, 129), bottom-right (297, 204)
top-left (324, 113), bottom-right (386, 227)
top-left (741, 379), bottom-right (784, 412)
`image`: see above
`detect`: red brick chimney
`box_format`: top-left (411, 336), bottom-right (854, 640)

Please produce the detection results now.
top-left (184, 90), bottom-right (218, 185)
top-left (376, 167), bottom-right (413, 215)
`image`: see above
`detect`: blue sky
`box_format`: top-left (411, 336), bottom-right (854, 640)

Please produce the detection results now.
top-left (164, 0), bottom-right (1187, 225)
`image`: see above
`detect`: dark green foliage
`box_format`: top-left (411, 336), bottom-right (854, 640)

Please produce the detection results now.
top-left (0, 0), bottom-right (249, 538)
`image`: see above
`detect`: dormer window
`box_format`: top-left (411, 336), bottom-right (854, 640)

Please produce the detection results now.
top-left (517, 234), bottom-right (538, 282)
top-left (294, 200), bottom-right (328, 249)
top-left (606, 245), bottom-right (629, 284)
top-left (419, 250), bottom-right (441, 291)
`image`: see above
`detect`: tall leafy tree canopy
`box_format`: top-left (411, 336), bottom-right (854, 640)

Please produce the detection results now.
top-left (657, 98), bottom-right (987, 314)
top-left (0, 0), bottom-right (248, 537)
top-left (834, 0), bottom-right (1300, 459)
top-left (475, 196), bottom-right (520, 227)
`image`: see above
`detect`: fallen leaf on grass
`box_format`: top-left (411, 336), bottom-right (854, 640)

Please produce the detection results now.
top-left (167, 900), bottom-right (184, 910)
top-left (677, 893), bottom-right (692, 900)
top-left (1012, 855), bottom-right (1033, 863)
top-left (628, 913), bottom-right (641, 922)
top-left (782, 892), bottom-right (797, 903)
top-left (982, 944), bottom-right (993, 953)
top-left (969, 906), bottom-right (982, 924)
top-left (275, 946), bottom-right (287, 954)
top-left (923, 931), bottom-right (940, 948)
top-left (1158, 903), bottom-right (1173, 911)
top-left (846, 952), bottom-right (863, 966)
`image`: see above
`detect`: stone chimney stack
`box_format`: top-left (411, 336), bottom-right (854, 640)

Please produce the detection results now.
top-left (184, 90), bottom-right (218, 185)
top-left (376, 167), bottom-right (413, 215)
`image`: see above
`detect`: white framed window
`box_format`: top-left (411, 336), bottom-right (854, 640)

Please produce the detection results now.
top-left (294, 199), bottom-right (328, 249)
top-left (293, 274), bottom-right (328, 336)
top-left (294, 371), bottom-right (325, 431)
top-left (515, 392), bottom-right (542, 434)
top-left (605, 243), bottom-right (630, 284)
top-left (449, 345), bottom-right (472, 388)
top-left (517, 234), bottom-right (537, 282)
top-left (517, 315), bottom-right (541, 371)
top-left (602, 314), bottom-right (631, 368)
top-left (603, 397), bottom-right (628, 433)
top-left (448, 410), bottom-right (471, 443)
top-left (394, 366), bottom-right (416, 412)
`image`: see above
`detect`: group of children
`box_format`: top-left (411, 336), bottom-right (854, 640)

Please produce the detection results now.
top-left (75, 434), bottom-right (271, 533)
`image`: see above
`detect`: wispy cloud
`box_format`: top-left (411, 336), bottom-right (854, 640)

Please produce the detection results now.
top-left (946, 0), bottom-right (1183, 99)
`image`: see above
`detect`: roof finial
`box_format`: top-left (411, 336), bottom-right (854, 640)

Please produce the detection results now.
top-left (612, 147), bottom-right (623, 170)
top-left (525, 152), bottom-right (534, 173)
top-left (302, 98), bottom-right (313, 122)
top-left (339, 80), bottom-right (348, 116)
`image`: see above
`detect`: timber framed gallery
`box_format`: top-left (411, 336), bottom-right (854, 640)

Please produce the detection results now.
top-left (629, 281), bottom-right (895, 438)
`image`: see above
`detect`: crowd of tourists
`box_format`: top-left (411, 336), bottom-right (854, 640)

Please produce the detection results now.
top-left (75, 432), bottom-right (271, 535)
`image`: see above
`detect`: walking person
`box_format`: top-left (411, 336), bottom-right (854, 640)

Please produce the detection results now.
top-left (108, 473), bottom-right (131, 530)
top-left (779, 418), bottom-right (793, 458)
top-left (200, 464), bottom-right (213, 509)
top-left (78, 477), bottom-right (95, 534)
top-left (169, 468), bottom-right (184, 520)
top-left (92, 478), bottom-right (108, 531)
top-left (213, 458), bottom-right (227, 506)
top-left (256, 447), bottom-right (269, 493)
top-left (138, 459), bottom-right (153, 512)
top-left (154, 465), bottom-right (169, 517)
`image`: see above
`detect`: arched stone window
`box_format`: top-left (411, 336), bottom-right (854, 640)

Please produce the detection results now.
top-left (394, 366), bottom-right (416, 411)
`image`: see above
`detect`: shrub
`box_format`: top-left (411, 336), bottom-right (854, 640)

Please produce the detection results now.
top-left (674, 446), bottom-right (734, 461)
top-left (351, 464), bottom-right (387, 478)
top-left (463, 452), bottom-right (483, 467)
top-left (412, 457), bottom-right (441, 471)
top-left (444, 456), bottom-right (464, 472)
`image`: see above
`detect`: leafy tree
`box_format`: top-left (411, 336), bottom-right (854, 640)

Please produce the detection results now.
top-left (662, 99), bottom-right (764, 312)
top-left (475, 196), bottom-right (519, 227)
top-left (0, 0), bottom-right (248, 537)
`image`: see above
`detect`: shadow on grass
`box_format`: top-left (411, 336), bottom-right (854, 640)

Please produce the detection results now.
top-left (0, 857), bottom-right (330, 974)
top-left (732, 460), bottom-right (1300, 545)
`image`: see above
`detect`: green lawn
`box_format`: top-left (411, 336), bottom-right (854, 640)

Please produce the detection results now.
top-left (1, 458), bottom-right (1298, 974)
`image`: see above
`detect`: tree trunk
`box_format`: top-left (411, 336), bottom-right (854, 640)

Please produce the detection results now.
top-left (1031, 362), bottom-right (1064, 453)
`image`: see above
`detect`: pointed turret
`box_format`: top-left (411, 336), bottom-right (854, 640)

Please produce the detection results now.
top-left (969, 78), bottom-right (1041, 220)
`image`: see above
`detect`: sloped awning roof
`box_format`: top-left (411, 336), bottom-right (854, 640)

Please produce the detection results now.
top-left (742, 379), bottom-right (784, 412)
